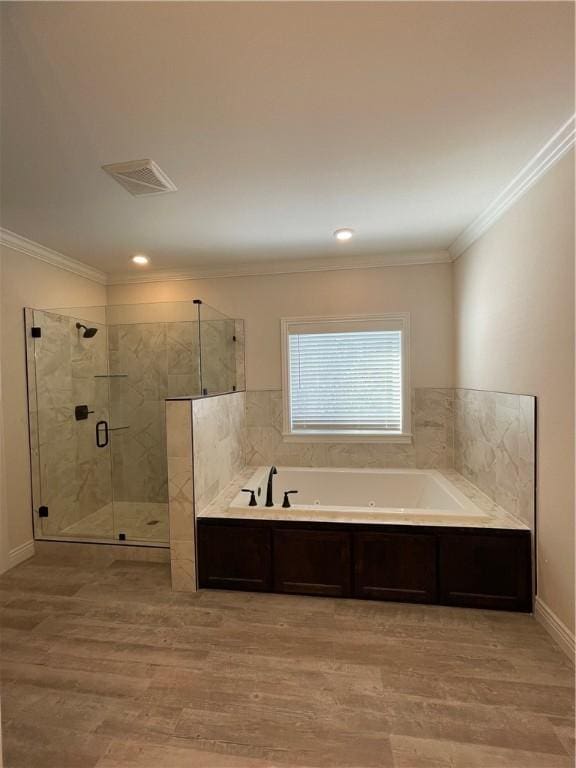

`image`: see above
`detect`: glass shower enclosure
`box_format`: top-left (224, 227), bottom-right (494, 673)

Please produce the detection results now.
top-left (25, 300), bottom-right (245, 546)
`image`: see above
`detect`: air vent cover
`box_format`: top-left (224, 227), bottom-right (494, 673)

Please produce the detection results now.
top-left (102, 159), bottom-right (177, 197)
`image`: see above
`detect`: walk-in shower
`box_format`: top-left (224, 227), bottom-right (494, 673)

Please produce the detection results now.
top-left (25, 300), bottom-right (245, 546)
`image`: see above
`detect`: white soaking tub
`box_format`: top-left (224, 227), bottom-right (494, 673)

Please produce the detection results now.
top-left (227, 467), bottom-right (493, 525)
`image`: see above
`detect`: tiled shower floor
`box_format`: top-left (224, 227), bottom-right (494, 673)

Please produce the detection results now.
top-left (61, 501), bottom-right (169, 543)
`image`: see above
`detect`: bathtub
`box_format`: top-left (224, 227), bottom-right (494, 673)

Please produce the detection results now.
top-left (227, 467), bottom-right (492, 525)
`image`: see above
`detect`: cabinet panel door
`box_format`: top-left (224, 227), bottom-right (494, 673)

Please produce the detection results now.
top-left (354, 532), bottom-right (437, 603)
top-left (198, 524), bottom-right (272, 592)
top-left (439, 533), bottom-right (531, 611)
top-left (273, 529), bottom-right (351, 597)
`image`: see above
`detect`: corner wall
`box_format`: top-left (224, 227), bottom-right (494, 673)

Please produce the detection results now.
top-left (0, 244), bottom-right (106, 566)
top-left (453, 150), bottom-right (575, 639)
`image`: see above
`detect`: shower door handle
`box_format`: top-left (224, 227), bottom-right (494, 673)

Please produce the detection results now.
top-left (96, 420), bottom-right (109, 448)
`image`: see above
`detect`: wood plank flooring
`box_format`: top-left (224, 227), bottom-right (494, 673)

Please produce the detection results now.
top-left (0, 555), bottom-right (574, 768)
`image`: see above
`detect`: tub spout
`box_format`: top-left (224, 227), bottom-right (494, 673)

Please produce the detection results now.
top-left (265, 466), bottom-right (277, 507)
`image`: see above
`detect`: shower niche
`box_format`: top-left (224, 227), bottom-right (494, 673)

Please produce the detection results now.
top-left (25, 300), bottom-right (245, 546)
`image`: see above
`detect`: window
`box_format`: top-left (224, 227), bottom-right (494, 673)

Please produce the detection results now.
top-left (281, 314), bottom-right (411, 442)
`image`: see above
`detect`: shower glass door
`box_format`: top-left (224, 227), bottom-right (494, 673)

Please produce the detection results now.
top-left (28, 307), bottom-right (115, 540)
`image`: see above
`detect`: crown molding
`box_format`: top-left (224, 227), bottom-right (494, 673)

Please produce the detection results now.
top-left (107, 250), bottom-right (451, 284)
top-left (2, 117), bottom-right (573, 280)
top-left (449, 115), bottom-right (576, 260)
top-left (0, 228), bottom-right (107, 285)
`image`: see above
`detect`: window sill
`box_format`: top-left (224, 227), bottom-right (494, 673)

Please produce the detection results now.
top-left (282, 432), bottom-right (413, 445)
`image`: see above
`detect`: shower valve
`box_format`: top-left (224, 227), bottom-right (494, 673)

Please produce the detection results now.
top-left (75, 404), bottom-right (94, 421)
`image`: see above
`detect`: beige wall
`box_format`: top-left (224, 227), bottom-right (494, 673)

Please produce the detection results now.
top-left (453, 150), bottom-right (575, 633)
top-left (0, 245), bottom-right (106, 557)
top-left (108, 262), bottom-right (454, 391)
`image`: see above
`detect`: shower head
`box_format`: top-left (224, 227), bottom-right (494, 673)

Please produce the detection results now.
top-left (76, 322), bottom-right (98, 338)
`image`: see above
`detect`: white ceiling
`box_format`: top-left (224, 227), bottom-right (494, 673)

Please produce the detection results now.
top-left (0, 1), bottom-right (574, 276)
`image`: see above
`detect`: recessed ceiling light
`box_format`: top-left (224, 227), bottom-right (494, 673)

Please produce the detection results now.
top-left (131, 254), bottom-right (149, 265)
top-left (334, 228), bottom-right (354, 241)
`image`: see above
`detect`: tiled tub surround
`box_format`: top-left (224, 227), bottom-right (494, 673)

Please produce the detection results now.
top-left (168, 388), bottom-right (534, 595)
top-left (246, 388), bottom-right (454, 469)
top-left (454, 389), bottom-right (536, 530)
top-left (166, 391), bottom-right (246, 591)
top-left (245, 387), bottom-right (536, 530)
top-left (197, 466), bottom-right (532, 610)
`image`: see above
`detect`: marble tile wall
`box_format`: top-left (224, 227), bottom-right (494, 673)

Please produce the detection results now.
top-left (108, 323), bottom-right (170, 506)
top-left (107, 320), bottom-right (208, 505)
top-left (454, 389), bottom-right (536, 529)
top-left (245, 388), bottom-right (454, 469)
top-left (166, 322), bottom-right (202, 399)
top-left (166, 400), bottom-right (197, 592)
top-left (245, 388), bottom-right (535, 529)
top-left (108, 319), bottom-right (241, 505)
top-left (192, 391), bottom-right (246, 514)
top-left (166, 391), bottom-right (246, 591)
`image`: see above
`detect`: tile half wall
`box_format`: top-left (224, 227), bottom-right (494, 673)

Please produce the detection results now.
top-left (166, 391), bottom-right (246, 592)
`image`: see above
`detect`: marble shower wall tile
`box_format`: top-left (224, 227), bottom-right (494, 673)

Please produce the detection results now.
top-left (166, 400), bottom-right (197, 592)
top-left (454, 389), bottom-right (536, 529)
top-left (109, 322), bottom-right (170, 505)
top-left (245, 389), bottom-right (454, 470)
top-left (108, 318), bottom-right (241, 507)
top-left (192, 391), bottom-right (246, 514)
top-left (166, 321), bottom-right (201, 398)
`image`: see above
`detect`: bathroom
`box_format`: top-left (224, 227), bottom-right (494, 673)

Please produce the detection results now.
top-left (0, 2), bottom-right (574, 767)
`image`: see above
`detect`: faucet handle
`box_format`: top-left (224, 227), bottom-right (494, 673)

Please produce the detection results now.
top-left (241, 489), bottom-right (257, 507)
top-left (282, 490), bottom-right (298, 509)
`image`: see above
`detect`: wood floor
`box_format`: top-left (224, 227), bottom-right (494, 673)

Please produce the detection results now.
top-left (0, 555), bottom-right (574, 768)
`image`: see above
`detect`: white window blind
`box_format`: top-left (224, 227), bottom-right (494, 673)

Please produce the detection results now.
top-left (286, 320), bottom-right (406, 435)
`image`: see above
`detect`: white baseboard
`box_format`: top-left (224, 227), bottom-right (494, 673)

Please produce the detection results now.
top-left (7, 540), bottom-right (35, 570)
top-left (535, 596), bottom-right (575, 663)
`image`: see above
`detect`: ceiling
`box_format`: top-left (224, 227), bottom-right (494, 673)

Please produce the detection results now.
top-left (0, 1), bottom-right (574, 277)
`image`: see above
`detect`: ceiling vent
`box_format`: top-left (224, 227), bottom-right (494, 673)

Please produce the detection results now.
top-left (101, 159), bottom-right (177, 197)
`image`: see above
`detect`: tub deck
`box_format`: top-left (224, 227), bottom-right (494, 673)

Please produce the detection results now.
top-left (198, 467), bottom-right (528, 531)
